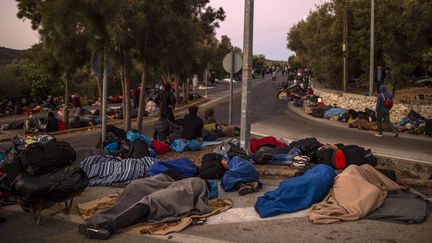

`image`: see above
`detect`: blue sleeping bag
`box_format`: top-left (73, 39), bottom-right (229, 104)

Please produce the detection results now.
top-left (324, 108), bottom-right (347, 118)
top-left (148, 157), bottom-right (197, 177)
top-left (255, 164), bottom-right (336, 218)
top-left (221, 156), bottom-right (259, 192)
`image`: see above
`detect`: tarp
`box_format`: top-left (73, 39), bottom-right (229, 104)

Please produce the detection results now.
top-left (255, 164), bottom-right (336, 218)
top-left (221, 156), bottom-right (259, 192)
top-left (323, 108), bottom-right (347, 119)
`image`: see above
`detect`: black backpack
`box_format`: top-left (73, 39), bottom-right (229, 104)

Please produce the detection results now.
top-left (19, 141), bottom-right (76, 176)
top-left (126, 140), bottom-right (150, 159)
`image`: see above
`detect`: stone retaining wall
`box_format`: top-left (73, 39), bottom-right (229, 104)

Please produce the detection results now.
top-left (312, 87), bottom-right (432, 122)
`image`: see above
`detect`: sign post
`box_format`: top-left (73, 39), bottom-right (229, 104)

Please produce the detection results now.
top-left (223, 51), bottom-right (243, 126)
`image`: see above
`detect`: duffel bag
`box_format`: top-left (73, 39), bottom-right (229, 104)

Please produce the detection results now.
top-left (19, 141), bottom-right (76, 176)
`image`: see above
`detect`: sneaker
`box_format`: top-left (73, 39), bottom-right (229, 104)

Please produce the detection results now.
top-left (238, 183), bottom-right (254, 195)
top-left (83, 227), bottom-right (112, 240)
top-left (293, 155), bottom-right (310, 163)
top-left (374, 133), bottom-right (383, 137)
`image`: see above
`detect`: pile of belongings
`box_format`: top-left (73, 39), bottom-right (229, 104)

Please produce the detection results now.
top-left (276, 80), bottom-right (309, 101)
top-left (1, 135), bottom-right (88, 210)
top-left (397, 110), bottom-right (427, 135)
top-left (253, 137), bottom-right (432, 224)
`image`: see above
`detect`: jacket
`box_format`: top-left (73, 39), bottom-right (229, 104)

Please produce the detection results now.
top-left (376, 85), bottom-right (392, 112)
top-left (181, 114), bottom-right (204, 140)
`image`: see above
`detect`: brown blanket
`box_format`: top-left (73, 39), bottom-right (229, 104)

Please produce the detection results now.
top-left (308, 164), bottom-right (402, 224)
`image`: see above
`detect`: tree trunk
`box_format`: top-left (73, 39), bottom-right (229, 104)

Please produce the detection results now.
top-left (185, 79), bottom-right (190, 104)
top-left (64, 73), bottom-right (71, 129)
top-left (123, 51), bottom-right (131, 131)
top-left (96, 75), bottom-right (103, 118)
top-left (136, 61), bottom-right (147, 132)
top-left (175, 75), bottom-right (180, 102)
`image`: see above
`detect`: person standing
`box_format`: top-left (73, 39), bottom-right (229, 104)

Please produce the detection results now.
top-left (271, 70), bottom-right (277, 82)
top-left (375, 66), bottom-right (386, 93)
top-left (192, 74), bottom-right (199, 97)
top-left (154, 83), bottom-right (176, 123)
top-left (375, 84), bottom-right (398, 138)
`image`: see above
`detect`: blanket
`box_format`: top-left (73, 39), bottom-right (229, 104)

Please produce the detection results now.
top-left (86, 174), bottom-right (211, 226)
top-left (78, 190), bottom-right (232, 235)
top-left (148, 158), bottom-right (198, 177)
top-left (308, 164), bottom-right (402, 224)
top-left (221, 156), bottom-right (259, 192)
top-left (250, 136), bottom-right (286, 153)
top-left (80, 155), bottom-right (159, 186)
top-left (255, 164), bottom-right (336, 218)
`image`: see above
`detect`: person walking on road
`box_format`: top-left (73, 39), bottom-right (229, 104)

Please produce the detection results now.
top-left (271, 71), bottom-right (276, 82)
top-left (375, 84), bottom-right (398, 138)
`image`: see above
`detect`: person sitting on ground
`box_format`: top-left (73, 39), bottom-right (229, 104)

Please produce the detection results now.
top-left (153, 113), bottom-right (182, 142)
top-left (24, 112), bottom-right (41, 134)
top-left (181, 106), bottom-right (204, 140)
top-left (203, 107), bottom-right (217, 131)
top-left (375, 84), bottom-right (398, 138)
top-left (45, 111), bottom-right (59, 133)
top-left (78, 173), bottom-right (211, 240)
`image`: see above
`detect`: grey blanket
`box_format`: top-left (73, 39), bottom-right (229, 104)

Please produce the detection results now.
top-left (87, 174), bottom-right (211, 226)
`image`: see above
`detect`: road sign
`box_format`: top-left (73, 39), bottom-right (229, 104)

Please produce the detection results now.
top-left (91, 48), bottom-right (103, 77)
top-left (223, 52), bottom-right (242, 74)
top-left (91, 47), bottom-right (113, 77)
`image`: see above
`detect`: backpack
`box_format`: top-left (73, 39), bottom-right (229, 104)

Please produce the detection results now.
top-left (382, 94), bottom-right (393, 109)
top-left (19, 141), bottom-right (76, 176)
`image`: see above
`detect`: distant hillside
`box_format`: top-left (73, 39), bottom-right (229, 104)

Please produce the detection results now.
top-left (0, 47), bottom-right (29, 66)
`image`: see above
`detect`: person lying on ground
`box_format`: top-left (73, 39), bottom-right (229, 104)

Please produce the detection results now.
top-left (200, 153), bottom-right (261, 196)
top-left (78, 172), bottom-right (211, 240)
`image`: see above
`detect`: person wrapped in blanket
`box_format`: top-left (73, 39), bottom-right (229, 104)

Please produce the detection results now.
top-left (200, 144), bottom-right (262, 196)
top-left (78, 171), bottom-right (212, 240)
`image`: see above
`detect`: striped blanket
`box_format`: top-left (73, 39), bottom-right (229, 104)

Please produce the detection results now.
top-left (80, 155), bottom-right (160, 186)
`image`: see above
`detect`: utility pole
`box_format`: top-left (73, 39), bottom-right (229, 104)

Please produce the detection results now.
top-left (240, 0), bottom-right (254, 153)
top-left (342, 6), bottom-right (348, 92)
top-left (101, 46), bottom-right (108, 143)
top-left (369, 0), bottom-right (375, 96)
top-left (229, 47), bottom-right (234, 126)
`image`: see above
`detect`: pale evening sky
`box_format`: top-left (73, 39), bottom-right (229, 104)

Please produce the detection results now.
top-left (0, 0), bottom-right (327, 61)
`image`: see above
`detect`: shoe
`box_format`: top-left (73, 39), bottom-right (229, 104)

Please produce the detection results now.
top-left (238, 183), bottom-right (254, 195)
top-left (293, 155), bottom-right (310, 163)
top-left (251, 181), bottom-right (262, 192)
top-left (394, 132), bottom-right (399, 138)
top-left (374, 133), bottom-right (383, 137)
top-left (83, 227), bottom-right (112, 240)
top-left (292, 161), bottom-right (306, 167)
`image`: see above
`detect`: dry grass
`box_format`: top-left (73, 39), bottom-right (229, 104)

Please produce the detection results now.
top-left (394, 87), bottom-right (432, 100)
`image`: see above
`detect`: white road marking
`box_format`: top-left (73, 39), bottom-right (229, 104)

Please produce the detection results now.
top-left (147, 233), bottom-right (234, 243)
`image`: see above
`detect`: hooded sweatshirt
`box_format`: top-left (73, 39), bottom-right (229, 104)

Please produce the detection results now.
top-left (376, 85), bottom-right (392, 112)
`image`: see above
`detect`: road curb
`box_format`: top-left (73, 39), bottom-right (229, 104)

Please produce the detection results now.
top-left (0, 98), bottom-right (209, 143)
